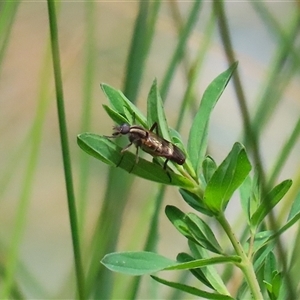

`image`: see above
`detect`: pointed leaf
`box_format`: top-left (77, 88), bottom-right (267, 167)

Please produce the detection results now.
top-left (101, 83), bottom-right (147, 126)
top-left (264, 191), bottom-right (300, 241)
top-left (287, 190), bottom-right (300, 222)
top-left (239, 175), bottom-right (252, 222)
top-left (204, 143), bottom-right (251, 213)
top-left (147, 79), bottom-right (171, 140)
top-left (101, 83), bottom-right (126, 114)
top-left (151, 275), bottom-right (234, 299)
top-left (264, 252), bottom-right (277, 284)
top-left (179, 189), bottom-right (213, 216)
top-left (186, 213), bottom-right (223, 254)
top-left (102, 105), bottom-right (129, 125)
top-left (165, 205), bottom-right (199, 245)
top-left (77, 133), bottom-right (194, 188)
top-left (187, 62), bottom-right (237, 175)
top-left (101, 251), bottom-right (240, 276)
top-left (250, 179), bottom-right (292, 227)
top-left (165, 255), bottom-right (241, 271)
top-left (188, 241), bottom-right (229, 295)
top-left (177, 252), bottom-right (214, 289)
top-left (202, 156), bottom-right (217, 184)
top-left (101, 251), bottom-right (177, 275)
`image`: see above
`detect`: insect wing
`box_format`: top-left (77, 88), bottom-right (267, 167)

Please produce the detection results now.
top-left (141, 132), bottom-right (172, 157)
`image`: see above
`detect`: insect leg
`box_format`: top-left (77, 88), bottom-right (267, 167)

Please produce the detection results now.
top-left (163, 158), bottom-right (172, 182)
top-left (163, 158), bottom-right (169, 170)
top-left (115, 142), bottom-right (133, 167)
top-left (104, 133), bottom-right (121, 138)
top-left (116, 155), bottom-right (124, 167)
top-left (121, 142), bottom-right (133, 153)
top-left (150, 122), bottom-right (158, 132)
top-left (129, 146), bottom-right (139, 173)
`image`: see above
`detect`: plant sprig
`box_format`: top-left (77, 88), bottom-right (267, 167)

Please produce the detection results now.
top-left (78, 64), bottom-right (296, 299)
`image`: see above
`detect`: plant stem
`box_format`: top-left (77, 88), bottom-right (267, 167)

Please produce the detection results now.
top-left (217, 213), bottom-right (263, 300)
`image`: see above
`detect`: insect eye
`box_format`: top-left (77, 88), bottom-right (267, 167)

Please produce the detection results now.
top-left (120, 123), bottom-right (130, 134)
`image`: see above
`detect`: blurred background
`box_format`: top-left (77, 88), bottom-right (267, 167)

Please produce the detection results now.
top-left (0, 1), bottom-right (299, 299)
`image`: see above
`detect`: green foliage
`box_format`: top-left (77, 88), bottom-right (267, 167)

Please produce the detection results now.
top-left (3, 2), bottom-right (300, 299)
top-left (187, 62), bottom-right (237, 176)
top-left (204, 142), bottom-right (252, 214)
top-left (79, 65), bottom-right (297, 299)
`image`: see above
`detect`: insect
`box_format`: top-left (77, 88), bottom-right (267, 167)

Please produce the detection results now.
top-left (106, 122), bottom-right (186, 178)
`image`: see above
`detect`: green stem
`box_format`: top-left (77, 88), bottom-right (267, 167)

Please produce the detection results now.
top-left (47, 1), bottom-right (85, 299)
top-left (217, 213), bottom-right (263, 300)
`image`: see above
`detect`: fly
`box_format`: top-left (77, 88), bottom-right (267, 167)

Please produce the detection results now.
top-left (106, 122), bottom-right (186, 179)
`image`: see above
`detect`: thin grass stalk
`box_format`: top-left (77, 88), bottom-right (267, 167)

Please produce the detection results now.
top-left (251, 12), bottom-right (300, 135)
top-left (168, 1), bottom-right (192, 77)
top-left (251, 1), bottom-right (300, 67)
top-left (46, 1), bottom-right (85, 298)
top-left (214, 1), bottom-right (297, 298)
top-left (289, 220), bottom-right (300, 294)
top-left (0, 1), bottom-right (20, 69)
top-left (0, 261), bottom-right (23, 299)
top-left (160, 0), bottom-right (202, 100)
top-left (176, 10), bottom-right (215, 132)
top-left (213, 1), bottom-right (263, 177)
top-left (0, 40), bottom-right (53, 300)
top-left (123, 0), bottom-right (150, 102)
top-left (0, 36), bottom-right (53, 300)
top-left (126, 186), bottom-right (166, 299)
top-left (78, 0), bottom-right (97, 233)
top-left (144, 1), bottom-right (161, 62)
top-left (85, 169), bottom-right (132, 297)
top-left (268, 117), bottom-right (300, 188)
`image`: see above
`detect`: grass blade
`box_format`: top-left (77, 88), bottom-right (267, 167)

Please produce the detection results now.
top-left (47, 1), bottom-right (84, 298)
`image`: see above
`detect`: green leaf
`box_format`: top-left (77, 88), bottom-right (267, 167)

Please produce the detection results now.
top-left (101, 83), bottom-right (126, 114)
top-left (271, 272), bottom-right (283, 298)
top-left (102, 104), bottom-right (129, 125)
top-left (101, 251), bottom-right (240, 276)
top-left (263, 191), bottom-right (300, 242)
top-left (253, 243), bottom-right (275, 273)
top-left (77, 133), bottom-right (194, 188)
top-left (164, 255), bottom-right (241, 271)
top-left (147, 79), bottom-right (171, 140)
top-left (264, 253), bottom-right (283, 300)
top-left (101, 251), bottom-right (177, 275)
top-left (239, 175), bottom-right (252, 222)
top-left (185, 213), bottom-right (223, 254)
top-left (187, 62), bottom-right (237, 175)
top-left (287, 190), bottom-right (300, 222)
top-left (165, 206), bottom-right (223, 254)
top-left (101, 83), bottom-right (147, 126)
top-left (165, 205), bottom-right (198, 244)
top-left (202, 156), bottom-right (217, 184)
top-left (264, 252), bottom-right (277, 285)
top-left (151, 275), bottom-right (234, 300)
top-left (251, 231), bottom-right (274, 253)
top-left (188, 241), bottom-right (229, 295)
top-left (250, 179), bottom-right (292, 228)
top-left (179, 189), bottom-right (213, 216)
top-left (177, 252), bottom-right (214, 290)
top-left (204, 142), bottom-right (252, 214)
